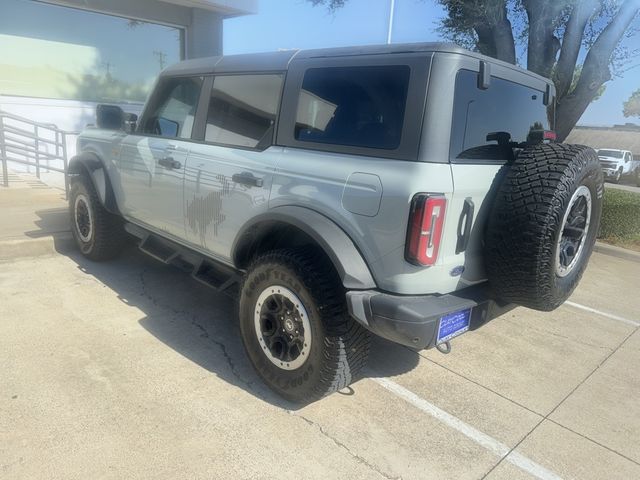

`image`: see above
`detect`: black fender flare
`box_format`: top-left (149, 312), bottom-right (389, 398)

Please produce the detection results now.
top-left (232, 206), bottom-right (377, 290)
top-left (67, 152), bottom-right (120, 215)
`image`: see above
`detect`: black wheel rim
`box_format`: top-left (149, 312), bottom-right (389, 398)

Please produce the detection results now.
top-left (74, 194), bottom-right (93, 242)
top-left (556, 185), bottom-right (592, 277)
top-left (254, 286), bottom-right (311, 370)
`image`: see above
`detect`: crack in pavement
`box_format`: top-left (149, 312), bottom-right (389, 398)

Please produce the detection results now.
top-left (292, 412), bottom-right (401, 480)
top-left (137, 267), bottom-right (256, 391)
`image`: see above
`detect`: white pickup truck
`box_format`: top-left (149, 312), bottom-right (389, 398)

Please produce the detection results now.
top-left (597, 148), bottom-right (640, 185)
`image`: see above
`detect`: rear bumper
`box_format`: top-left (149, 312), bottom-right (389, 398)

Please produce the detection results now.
top-left (346, 283), bottom-right (515, 349)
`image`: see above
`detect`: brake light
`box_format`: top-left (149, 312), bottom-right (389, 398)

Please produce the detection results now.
top-left (406, 194), bottom-right (447, 266)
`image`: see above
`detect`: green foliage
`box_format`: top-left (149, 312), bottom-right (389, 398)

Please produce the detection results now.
top-left (598, 188), bottom-right (640, 239)
top-left (623, 88), bottom-right (640, 118)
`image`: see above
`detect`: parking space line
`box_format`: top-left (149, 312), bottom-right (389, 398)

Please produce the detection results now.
top-left (564, 301), bottom-right (640, 327)
top-left (372, 377), bottom-right (563, 480)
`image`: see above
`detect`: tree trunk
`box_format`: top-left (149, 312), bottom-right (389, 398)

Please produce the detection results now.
top-left (523, 0), bottom-right (563, 77)
top-left (472, 0), bottom-right (516, 64)
top-left (492, 7), bottom-right (516, 64)
top-left (554, 0), bottom-right (599, 99)
top-left (556, 0), bottom-right (640, 141)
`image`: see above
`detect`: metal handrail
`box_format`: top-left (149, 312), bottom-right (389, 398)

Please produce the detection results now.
top-left (0, 109), bottom-right (79, 196)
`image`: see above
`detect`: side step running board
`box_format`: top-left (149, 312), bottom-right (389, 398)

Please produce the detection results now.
top-left (125, 222), bottom-right (240, 297)
top-left (139, 235), bottom-right (179, 264)
top-left (192, 259), bottom-right (240, 294)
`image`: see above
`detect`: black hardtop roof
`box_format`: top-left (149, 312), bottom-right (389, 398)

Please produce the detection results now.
top-left (162, 42), bottom-right (552, 85)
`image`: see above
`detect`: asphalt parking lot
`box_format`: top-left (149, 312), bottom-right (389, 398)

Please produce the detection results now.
top-left (1, 180), bottom-right (640, 480)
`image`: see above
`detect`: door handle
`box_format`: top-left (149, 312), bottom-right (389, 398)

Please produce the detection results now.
top-left (158, 156), bottom-right (182, 170)
top-left (455, 197), bottom-right (474, 254)
top-left (232, 172), bottom-right (263, 188)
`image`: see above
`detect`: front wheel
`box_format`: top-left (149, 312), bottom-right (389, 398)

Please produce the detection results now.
top-left (69, 174), bottom-right (127, 261)
top-left (239, 248), bottom-right (371, 403)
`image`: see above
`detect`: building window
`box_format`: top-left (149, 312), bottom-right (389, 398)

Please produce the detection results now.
top-left (0, 0), bottom-right (183, 103)
top-left (294, 65), bottom-right (410, 150)
top-left (450, 69), bottom-right (552, 161)
top-left (205, 74), bottom-right (284, 149)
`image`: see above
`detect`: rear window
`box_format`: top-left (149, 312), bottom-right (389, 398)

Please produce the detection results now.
top-left (450, 69), bottom-right (552, 162)
top-left (294, 65), bottom-right (410, 150)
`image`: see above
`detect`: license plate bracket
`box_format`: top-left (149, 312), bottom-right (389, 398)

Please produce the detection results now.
top-left (437, 308), bottom-right (471, 344)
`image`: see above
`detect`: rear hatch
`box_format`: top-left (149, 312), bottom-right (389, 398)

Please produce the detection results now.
top-left (441, 68), bottom-right (554, 289)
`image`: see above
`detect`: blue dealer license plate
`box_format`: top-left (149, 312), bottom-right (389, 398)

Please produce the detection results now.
top-left (437, 309), bottom-right (471, 344)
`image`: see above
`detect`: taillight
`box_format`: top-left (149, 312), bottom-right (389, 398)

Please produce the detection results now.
top-left (405, 194), bottom-right (447, 266)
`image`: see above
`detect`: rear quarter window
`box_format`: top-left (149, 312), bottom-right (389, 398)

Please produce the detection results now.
top-left (294, 65), bottom-right (410, 150)
top-left (450, 69), bottom-right (553, 162)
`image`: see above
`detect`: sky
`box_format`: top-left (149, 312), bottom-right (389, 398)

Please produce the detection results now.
top-left (223, 0), bottom-right (640, 127)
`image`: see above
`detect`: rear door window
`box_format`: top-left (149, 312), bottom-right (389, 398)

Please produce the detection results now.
top-left (205, 74), bottom-right (284, 149)
top-left (294, 65), bottom-right (410, 150)
top-left (450, 69), bottom-right (552, 162)
top-left (141, 76), bottom-right (203, 139)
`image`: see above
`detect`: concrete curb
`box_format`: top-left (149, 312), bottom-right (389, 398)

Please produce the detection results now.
top-left (594, 241), bottom-right (640, 264)
top-left (0, 232), bottom-right (75, 262)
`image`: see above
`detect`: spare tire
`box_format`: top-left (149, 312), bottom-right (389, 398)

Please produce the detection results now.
top-left (485, 143), bottom-right (603, 311)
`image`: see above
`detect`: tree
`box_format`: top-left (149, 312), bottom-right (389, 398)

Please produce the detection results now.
top-left (308, 0), bottom-right (640, 140)
top-left (623, 88), bottom-right (640, 118)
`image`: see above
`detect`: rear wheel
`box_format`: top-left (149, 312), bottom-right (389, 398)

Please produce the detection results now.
top-left (239, 248), bottom-right (370, 403)
top-left (485, 144), bottom-right (603, 311)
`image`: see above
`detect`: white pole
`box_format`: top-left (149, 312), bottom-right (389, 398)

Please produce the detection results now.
top-left (387, 0), bottom-right (395, 44)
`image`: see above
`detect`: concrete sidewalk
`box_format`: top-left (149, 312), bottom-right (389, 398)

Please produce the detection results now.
top-left (0, 172), bottom-right (73, 260)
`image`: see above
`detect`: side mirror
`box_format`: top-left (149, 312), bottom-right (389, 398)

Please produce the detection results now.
top-left (124, 113), bottom-right (138, 133)
top-left (96, 104), bottom-right (124, 130)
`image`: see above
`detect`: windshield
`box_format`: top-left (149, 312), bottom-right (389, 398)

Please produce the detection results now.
top-left (597, 149), bottom-right (623, 158)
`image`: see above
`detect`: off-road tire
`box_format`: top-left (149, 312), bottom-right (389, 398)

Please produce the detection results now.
top-left (69, 174), bottom-right (127, 261)
top-left (239, 248), bottom-right (371, 403)
top-left (485, 144), bottom-right (603, 311)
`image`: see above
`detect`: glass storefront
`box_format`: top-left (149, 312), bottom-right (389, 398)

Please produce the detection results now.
top-left (0, 0), bottom-right (183, 103)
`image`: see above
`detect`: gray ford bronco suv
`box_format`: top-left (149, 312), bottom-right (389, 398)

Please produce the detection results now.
top-left (68, 43), bottom-right (603, 402)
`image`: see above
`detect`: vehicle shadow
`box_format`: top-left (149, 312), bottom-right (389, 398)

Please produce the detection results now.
top-left (25, 207), bottom-right (69, 238)
top-left (44, 216), bottom-right (420, 409)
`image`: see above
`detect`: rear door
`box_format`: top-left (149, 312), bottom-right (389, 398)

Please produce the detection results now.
top-left (119, 75), bottom-right (203, 239)
top-left (446, 67), bottom-right (554, 284)
top-left (183, 73), bottom-right (285, 259)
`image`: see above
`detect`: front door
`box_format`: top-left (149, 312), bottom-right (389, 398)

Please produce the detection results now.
top-left (183, 73), bottom-right (285, 261)
top-left (117, 75), bottom-right (204, 239)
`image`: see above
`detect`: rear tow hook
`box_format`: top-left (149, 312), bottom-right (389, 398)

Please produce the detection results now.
top-left (436, 341), bottom-right (452, 354)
